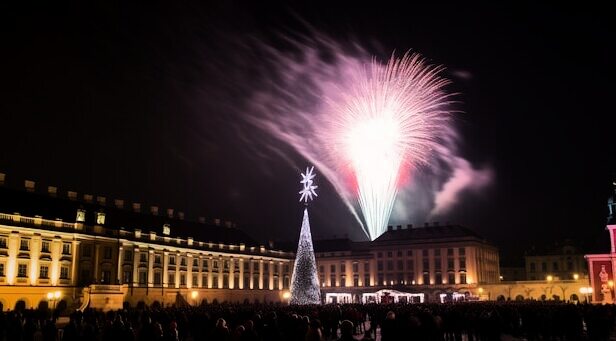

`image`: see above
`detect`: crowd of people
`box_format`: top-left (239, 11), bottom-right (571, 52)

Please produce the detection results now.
top-left (1, 300), bottom-right (615, 341)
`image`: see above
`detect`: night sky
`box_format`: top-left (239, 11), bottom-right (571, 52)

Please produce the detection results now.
top-left (2, 2), bottom-right (614, 261)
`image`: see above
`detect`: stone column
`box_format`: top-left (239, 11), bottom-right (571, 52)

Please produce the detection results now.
top-left (187, 254), bottom-right (193, 288)
top-left (133, 248), bottom-right (140, 286)
top-left (148, 249), bottom-right (155, 287)
top-left (259, 259), bottom-right (264, 289)
top-left (117, 245), bottom-right (124, 284)
top-left (238, 258), bottom-right (244, 289)
top-left (71, 240), bottom-right (80, 286)
top-left (163, 251), bottom-right (169, 288)
top-left (29, 234), bottom-right (41, 285)
top-left (229, 257), bottom-right (234, 289)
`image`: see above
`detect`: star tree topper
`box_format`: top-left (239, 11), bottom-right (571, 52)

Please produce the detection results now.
top-left (299, 166), bottom-right (318, 203)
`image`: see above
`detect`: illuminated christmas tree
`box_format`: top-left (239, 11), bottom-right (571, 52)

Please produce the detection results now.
top-left (290, 167), bottom-right (321, 305)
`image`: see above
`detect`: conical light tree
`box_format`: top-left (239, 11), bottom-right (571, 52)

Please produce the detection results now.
top-left (290, 166), bottom-right (321, 305)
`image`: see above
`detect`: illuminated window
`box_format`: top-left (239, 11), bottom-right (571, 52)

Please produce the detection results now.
top-left (18, 264), bottom-right (27, 277)
top-left (96, 212), bottom-right (105, 225)
top-left (76, 209), bottom-right (86, 222)
top-left (60, 266), bottom-right (69, 279)
top-left (40, 265), bottom-right (49, 279)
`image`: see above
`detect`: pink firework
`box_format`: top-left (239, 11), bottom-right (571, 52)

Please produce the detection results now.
top-left (322, 52), bottom-right (452, 240)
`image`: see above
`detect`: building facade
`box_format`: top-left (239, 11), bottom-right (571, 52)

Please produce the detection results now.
top-left (524, 241), bottom-right (587, 281)
top-left (0, 181), bottom-right (295, 311)
top-left (312, 223), bottom-right (501, 303)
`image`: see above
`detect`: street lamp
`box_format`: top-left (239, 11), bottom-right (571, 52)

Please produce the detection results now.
top-left (191, 290), bottom-right (199, 306)
top-left (47, 291), bottom-right (62, 310)
top-left (573, 273), bottom-right (579, 280)
top-left (546, 275), bottom-right (553, 282)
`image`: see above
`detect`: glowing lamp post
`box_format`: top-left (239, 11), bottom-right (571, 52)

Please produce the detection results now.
top-left (190, 291), bottom-right (199, 306)
top-left (573, 273), bottom-right (579, 280)
top-left (47, 291), bottom-right (61, 310)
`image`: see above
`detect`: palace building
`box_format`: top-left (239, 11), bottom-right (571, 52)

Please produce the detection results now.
top-left (0, 177), bottom-right (295, 311)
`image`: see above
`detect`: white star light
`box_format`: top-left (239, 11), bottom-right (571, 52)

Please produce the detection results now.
top-left (299, 166), bottom-right (318, 203)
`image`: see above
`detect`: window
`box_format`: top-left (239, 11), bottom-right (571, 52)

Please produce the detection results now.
top-left (364, 274), bottom-right (370, 286)
top-left (530, 262), bottom-right (536, 272)
top-left (213, 260), bottom-right (219, 269)
top-left (459, 272), bottom-right (467, 284)
top-left (139, 271), bottom-right (147, 285)
top-left (154, 272), bottom-right (162, 285)
top-left (435, 258), bottom-right (442, 271)
top-left (541, 262), bottom-right (547, 272)
top-left (435, 249), bottom-right (441, 257)
top-left (124, 250), bottom-right (133, 262)
top-left (435, 272), bottom-right (442, 284)
top-left (330, 275), bottom-right (336, 287)
top-left (340, 263), bottom-right (346, 273)
top-left (193, 259), bottom-right (199, 267)
top-left (567, 261), bottom-right (573, 271)
top-left (169, 256), bottom-right (176, 265)
top-left (331, 264), bottom-right (336, 273)
top-left (180, 274), bottom-right (186, 286)
top-left (407, 250), bottom-right (413, 257)
top-left (0, 237), bottom-right (7, 248)
top-left (423, 273), bottom-right (430, 285)
top-left (41, 241), bottom-right (50, 253)
top-left (62, 243), bottom-right (71, 255)
top-left (40, 265), bottom-right (49, 278)
top-left (407, 260), bottom-right (414, 270)
top-left (60, 266), bottom-right (69, 279)
top-left (378, 275), bottom-right (384, 286)
top-left (168, 273), bottom-right (175, 286)
top-left (377, 252), bottom-right (382, 258)
top-left (283, 276), bottom-right (290, 289)
top-left (83, 245), bottom-right (91, 257)
top-left (212, 275), bottom-right (219, 288)
top-left (181, 257), bottom-right (187, 266)
top-left (103, 247), bottom-right (112, 259)
top-left (284, 264), bottom-right (290, 273)
top-left (354, 276), bottom-right (359, 287)
top-left (18, 264), bottom-right (27, 277)
top-left (352, 263), bottom-right (359, 273)
top-left (448, 258), bottom-right (454, 270)
top-left (203, 260), bottom-right (209, 271)
top-left (253, 262), bottom-right (258, 271)
top-left (155, 255), bottom-right (162, 264)
top-left (423, 259), bottom-right (429, 271)
top-left (340, 275), bottom-right (346, 287)
top-left (253, 274), bottom-right (259, 289)
top-left (459, 247), bottom-right (465, 256)
top-left (192, 275), bottom-right (198, 287)
top-left (387, 261), bottom-right (393, 271)
top-left (387, 251), bottom-right (393, 257)
top-left (364, 262), bottom-right (370, 272)
top-left (377, 261), bottom-right (383, 271)
top-left (140, 253), bottom-right (147, 263)
top-left (447, 248), bottom-right (453, 256)
top-left (397, 260), bottom-right (403, 270)
top-left (459, 257), bottom-right (466, 270)
top-left (448, 273), bottom-right (456, 284)
top-left (397, 250), bottom-right (402, 257)
top-left (263, 263), bottom-right (268, 272)
top-left (0, 263), bottom-right (4, 276)
top-left (20, 239), bottom-right (29, 251)
top-left (553, 262), bottom-right (559, 271)
top-left (123, 271), bottom-right (132, 284)
top-left (244, 261), bottom-right (249, 271)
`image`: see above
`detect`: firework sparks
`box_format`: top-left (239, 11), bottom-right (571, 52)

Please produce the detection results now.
top-left (325, 53), bottom-right (452, 240)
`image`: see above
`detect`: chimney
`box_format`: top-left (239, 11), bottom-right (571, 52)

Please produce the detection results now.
top-left (84, 194), bottom-right (93, 203)
top-left (0, 172), bottom-right (5, 185)
top-left (96, 196), bottom-right (106, 206)
top-left (166, 208), bottom-right (174, 218)
top-left (407, 224), bottom-right (413, 229)
top-left (48, 186), bottom-right (57, 197)
top-left (114, 199), bottom-right (125, 209)
top-left (387, 225), bottom-right (393, 231)
top-left (68, 191), bottom-right (78, 200)
top-left (396, 225), bottom-right (402, 230)
top-left (178, 212), bottom-right (185, 220)
top-left (132, 203), bottom-right (141, 213)
top-left (198, 216), bottom-right (206, 224)
top-left (25, 180), bottom-right (35, 192)
top-left (151, 206), bottom-right (159, 216)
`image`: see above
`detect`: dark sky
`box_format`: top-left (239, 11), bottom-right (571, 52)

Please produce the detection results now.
top-left (2, 1), bottom-right (614, 260)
